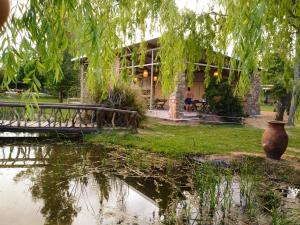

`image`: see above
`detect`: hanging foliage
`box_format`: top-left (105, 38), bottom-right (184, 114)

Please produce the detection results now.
top-left (1, 0), bottom-right (163, 95)
top-left (217, 0), bottom-right (300, 125)
top-left (0, 0), bottom-right (221, 98)
top-left (1, 0), bottom-right (298, 123)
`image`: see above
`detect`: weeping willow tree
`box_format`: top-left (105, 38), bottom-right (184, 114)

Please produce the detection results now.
top-left (0, 0), bottom-right (220, 97)
top-left (1, 0), bottom-right (299, 124)
top-left (216, 0), bottom-right (300, 125)
top-left (1, 0), bottom-right (163, 96)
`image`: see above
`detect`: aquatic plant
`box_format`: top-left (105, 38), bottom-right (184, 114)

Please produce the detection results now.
top-left (193, 162), bottom-right (234, 224)
top-left (239, 159), bottom-right (261, 218)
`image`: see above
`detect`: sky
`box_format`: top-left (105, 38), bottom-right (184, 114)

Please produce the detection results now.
top-left (176, 0), bottom-right (212, 11)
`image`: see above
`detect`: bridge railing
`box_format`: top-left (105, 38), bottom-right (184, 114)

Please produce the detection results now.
top-left (0, 102), bottom-right (138, 133)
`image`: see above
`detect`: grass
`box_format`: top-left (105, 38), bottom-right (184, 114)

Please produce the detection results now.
top-left (0, 95), bottom-right (63, 104)
top-left (261, 103), bottom-right (275, 112)
top-left (86, 118), bottom-right (300, 158)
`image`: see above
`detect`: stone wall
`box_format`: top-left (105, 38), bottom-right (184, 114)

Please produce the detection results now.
top-left (79, 57), bottom-right (120, 104)
top-left (168, 73), bottom-right (186, 119)
top-left (243, 74), bottom-right (261, 116)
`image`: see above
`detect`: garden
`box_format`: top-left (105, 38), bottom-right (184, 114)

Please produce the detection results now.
top-left (0, 0), bottom-right (300, 225)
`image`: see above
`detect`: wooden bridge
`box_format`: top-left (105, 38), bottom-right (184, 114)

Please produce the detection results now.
top-left (0, 102), bottom-right (138, 133)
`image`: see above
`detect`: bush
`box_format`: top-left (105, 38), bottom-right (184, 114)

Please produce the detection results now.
top-left (204, 78), bottom-right (244, 117)
top-left (98, 84), bottom-right (147, 126)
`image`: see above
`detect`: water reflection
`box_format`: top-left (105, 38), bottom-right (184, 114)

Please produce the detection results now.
top-left (2, 144), bottom-right (299, 225)
top-left (0, 144), bottom-right (175, 225)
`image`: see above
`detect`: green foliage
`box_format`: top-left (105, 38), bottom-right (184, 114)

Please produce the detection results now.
top-left (262, 53), bottom-right (293, 100)
top-left (194, 162), bottom-right (233, 220)
top-left (218, 0), bottom-right (300, 124)
top-left (0, 0), bottom-right (299, 124)
top-left (98, 84), bottom-right (147, 125)
top-left (16, 58), bottom-right (46, 90)
top-left (0, 0), bottom-right (221, 99)
top-left (204, 78), bottom-right (244, 117)
top-left (45, 50), bottom-right (79, 101)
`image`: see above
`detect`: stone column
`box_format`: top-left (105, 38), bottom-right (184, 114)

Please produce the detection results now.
top-left (79, 59), bottom-right (89, 103)
top-left (243, 74), bottom-right (261, 116)
top-left (168, 73), bottom-right (186, 119)
top-left (114, 56), bottom-right (121, 79)
top-left (80, 63), bottom-right (85, 103)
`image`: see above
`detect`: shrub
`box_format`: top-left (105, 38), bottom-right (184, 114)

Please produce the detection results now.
top-left (204, 78), bottom-right (244, 117)
top-left (98, 84), bottom-right (147, 126)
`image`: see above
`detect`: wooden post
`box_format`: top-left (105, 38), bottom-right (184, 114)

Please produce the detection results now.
top-left (38, 109), bottom-right (41, 127)
top-left (96, 109), bottom-right (103, 129)
top-left (131, 58), bottom-right (134, 77)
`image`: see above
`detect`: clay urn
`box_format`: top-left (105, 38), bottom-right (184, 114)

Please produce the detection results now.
top-left (0, 0), bottom-right (10, 29)
top-left (262, 121), bottom-right (288, 160)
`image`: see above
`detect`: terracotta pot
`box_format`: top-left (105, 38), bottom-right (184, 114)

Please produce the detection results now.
top-left (0, 0), bottom-right (10, 29)
top-left (262, 121), bottom-right (288, 160)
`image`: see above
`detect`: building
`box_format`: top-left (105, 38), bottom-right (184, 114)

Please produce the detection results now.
top-left (78, 37), bottom-right (260, 120)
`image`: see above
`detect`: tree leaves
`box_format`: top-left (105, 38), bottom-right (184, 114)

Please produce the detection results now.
top-left (2, 0), bottom-right (298, 107)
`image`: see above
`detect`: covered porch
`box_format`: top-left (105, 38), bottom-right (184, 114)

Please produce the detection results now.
top-left (120, 38), bottom-right (233, 119)
top-left (77, 37), bottom-right (260, 121)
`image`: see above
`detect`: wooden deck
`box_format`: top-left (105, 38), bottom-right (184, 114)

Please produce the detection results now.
top-left (0, 102), bottom-right (138, 133)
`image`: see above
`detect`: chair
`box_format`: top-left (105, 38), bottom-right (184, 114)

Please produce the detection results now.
top-left (193, 100), bottom-right (210, 113)
top-left (154, 99), bottom-right (167, 110)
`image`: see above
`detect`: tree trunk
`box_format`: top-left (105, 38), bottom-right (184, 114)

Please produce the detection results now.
top-left (275, 101), bottom-right (285, 121)
top-left (288, 54), bottom-right (300, 126)
top-left (275, 93), bottom-right (291, 121)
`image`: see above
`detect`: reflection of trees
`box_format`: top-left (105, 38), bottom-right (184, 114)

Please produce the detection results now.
top-left (10, 144), bottom-right (183, 224)
top-left (29, 146), bottom-right (81, 225)
top-left (13, 145), bottom-right (108, 225)
top-left (93, 172), bottom-right (111, 205)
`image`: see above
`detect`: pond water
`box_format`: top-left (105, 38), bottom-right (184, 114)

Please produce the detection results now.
top-left (0, 141), bottom-right (299, 225)
top-left (0, 143), bottom-right (179, 225)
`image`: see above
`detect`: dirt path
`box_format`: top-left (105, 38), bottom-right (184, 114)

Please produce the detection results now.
top-left (245, 111), bottom-right (288, 129)
top-left (195, 151), bottom-right (300, 170)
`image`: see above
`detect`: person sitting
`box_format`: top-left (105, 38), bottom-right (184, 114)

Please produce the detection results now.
top-left (184, 87), bottom-right (193, 111)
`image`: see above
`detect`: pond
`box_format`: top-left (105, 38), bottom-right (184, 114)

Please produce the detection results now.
top-left (0, 142), bottom-right (186, 225)
top-left (0, 141), bottom-right (299, 225)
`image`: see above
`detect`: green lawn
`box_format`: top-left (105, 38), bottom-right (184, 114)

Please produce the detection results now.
top-left (86, 119), bottom-right (300, 158)
top-left (0, 95), bottom-right (62, 104)
top-left (260, 103), bottom-right (275, 112)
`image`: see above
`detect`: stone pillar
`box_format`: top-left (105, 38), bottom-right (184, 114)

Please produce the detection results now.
top-left (80, 63), bottom-right (85, 103)
top-left (79, 58), bottom-right (89, 103)
top-left (243, 74), bottom-right (261, 116)
top-left (114, 56), bottom-right (121, 78)
top-left (168, 73), bottom-right (186, 119)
